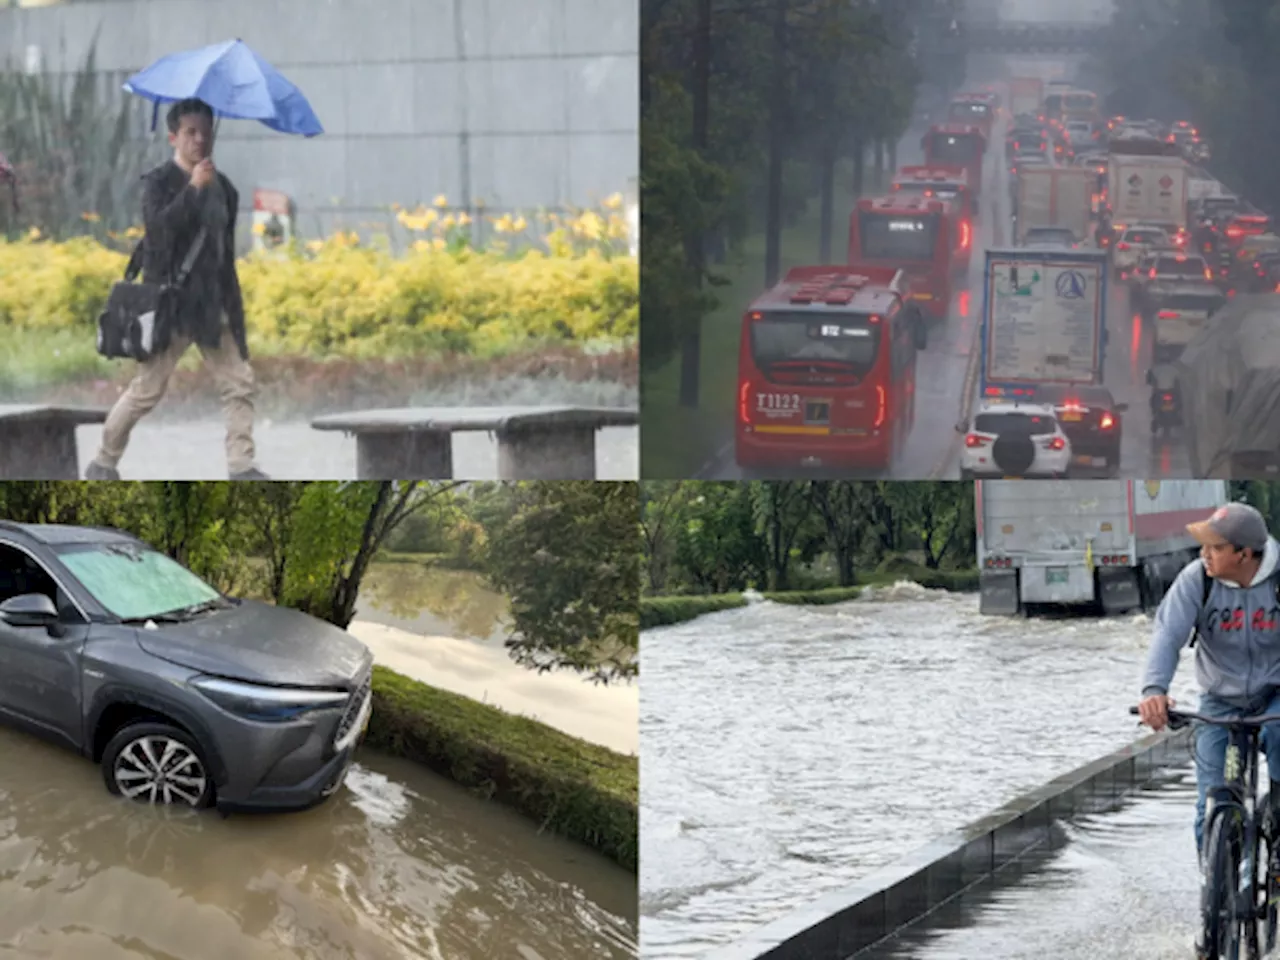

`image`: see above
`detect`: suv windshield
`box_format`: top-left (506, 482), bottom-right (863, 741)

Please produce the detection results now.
top-left (750, 312), bottom-right (881, 376)
top-left (974, 412), bottom-right (1056, 436)
top-left (57, 544), bottom-right (223, 621)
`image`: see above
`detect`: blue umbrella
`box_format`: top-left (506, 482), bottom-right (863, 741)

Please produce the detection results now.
top-left (124, 39), bottom-right (323, 137)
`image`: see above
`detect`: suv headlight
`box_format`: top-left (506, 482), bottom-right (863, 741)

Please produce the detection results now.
top-left (190, 676), bottom-right (349, 722)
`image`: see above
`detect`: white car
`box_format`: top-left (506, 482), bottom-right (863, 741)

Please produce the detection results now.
top-left (1112, 224), bottom-right (1171, 277)
top-left (959, 401), bottom-right (1073, 479)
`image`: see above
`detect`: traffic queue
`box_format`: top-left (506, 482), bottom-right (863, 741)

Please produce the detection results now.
top-left (730, 78), bottom-right (1279, 480)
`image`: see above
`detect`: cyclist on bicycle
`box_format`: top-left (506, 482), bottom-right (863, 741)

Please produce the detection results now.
top-left (1138, 502), bottom-right (1280, 859)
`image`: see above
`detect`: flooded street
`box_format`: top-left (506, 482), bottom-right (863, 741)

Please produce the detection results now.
top-left (0, 726), bottom-right (636, 960)
top-left (639, 586), bottom-right (1201, 957)
top-left (0, 563), bottom-right (637, 959)
top-left (74, 421), bottom-right (638, 481)
top-left (866, 767), bottom-right (1201, 960)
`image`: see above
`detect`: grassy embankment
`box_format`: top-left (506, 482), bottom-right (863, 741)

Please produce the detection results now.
top-left (641, 166), bottom-right (885, 478)
top-left (249, 553), bottom-right (638, 871)
top-left (642, 561), bottom-right (980, 629)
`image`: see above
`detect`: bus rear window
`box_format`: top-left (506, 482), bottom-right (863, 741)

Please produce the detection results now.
top-left (856, 213), bottom-right (940, 261)
top-left (750, 312), bottom-right (881, 377)
top-left (1064, 93), bottom-right (1096, 112)
top-left (950, 103), bottom-right (990, 121)
top-left (928, 134), bottom-right (981, 164)
top-left (894, 183), bottom-right (961, 204)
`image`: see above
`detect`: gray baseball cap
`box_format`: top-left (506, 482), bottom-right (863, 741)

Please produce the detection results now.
top-left (1187, 502), bottom-right (1269, 552)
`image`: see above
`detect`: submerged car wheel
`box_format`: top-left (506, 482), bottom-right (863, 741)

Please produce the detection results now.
top-left (102, 722), bottom-right (215, 808)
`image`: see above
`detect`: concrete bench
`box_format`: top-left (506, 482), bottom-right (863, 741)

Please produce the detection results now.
top-left (310, 405), bottom-right (639, 479)
top-left (0, 405), bottom-right (109, 480)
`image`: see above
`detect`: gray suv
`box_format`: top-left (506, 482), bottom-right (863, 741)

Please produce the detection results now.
top-left (0, 522), bottom-right (373, 812)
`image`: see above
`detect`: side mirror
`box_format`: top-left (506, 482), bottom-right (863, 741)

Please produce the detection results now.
top-left (0, 593), bottom-right (59, 628)
top-left (1114, 403), bottom-right (1129, 414)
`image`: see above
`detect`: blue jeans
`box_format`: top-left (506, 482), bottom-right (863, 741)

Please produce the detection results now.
top-left (1194, 689), bottom-right (1280, 854)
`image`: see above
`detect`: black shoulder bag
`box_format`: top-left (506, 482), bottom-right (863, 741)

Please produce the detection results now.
top-left (96, 227), bottom-right (207, 362)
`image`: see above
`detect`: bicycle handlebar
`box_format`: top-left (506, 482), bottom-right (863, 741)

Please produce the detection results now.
top-left (1129, 705), bottom-right (1280, 730)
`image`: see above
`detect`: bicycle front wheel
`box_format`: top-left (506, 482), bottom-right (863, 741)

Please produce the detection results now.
top-left (1204, 808), bottom-right (1247, 960)
top-left (1258, 825), bottom-right (1279, 955)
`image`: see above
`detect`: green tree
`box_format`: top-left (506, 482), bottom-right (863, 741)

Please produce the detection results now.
top-left (673, 481), bottom-right (766, 592)
top-left (485, 482), bottom-right (639, 684)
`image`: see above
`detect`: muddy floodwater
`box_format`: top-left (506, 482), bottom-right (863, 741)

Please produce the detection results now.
top-left (0, 565), bottom-right (636, 958)
top-left (0, 725), bottom-right (636, 959)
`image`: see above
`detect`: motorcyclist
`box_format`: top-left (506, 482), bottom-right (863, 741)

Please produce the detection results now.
top-left (1145, 364), bottom-right (1182, 430)
top-left (1137, 502), bottom-right (1280, 856)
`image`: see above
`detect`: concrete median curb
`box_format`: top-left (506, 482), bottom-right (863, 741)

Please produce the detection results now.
top-left (703, 726), bottom-right (1193, 960)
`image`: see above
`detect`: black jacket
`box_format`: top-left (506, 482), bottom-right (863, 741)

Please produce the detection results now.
top-left (139, 159), bottom-right (249, 360)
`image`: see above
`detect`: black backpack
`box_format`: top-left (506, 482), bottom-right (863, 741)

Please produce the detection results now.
top-left (1189, 563), bottom-right (1280, 648)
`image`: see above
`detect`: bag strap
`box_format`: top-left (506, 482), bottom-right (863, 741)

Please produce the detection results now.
top-left (123, 239), bottom-right (145, 282)
top-left (121, 227), bottom-right (208, 286)
top-left (172, 226), bottom-right (208, 288)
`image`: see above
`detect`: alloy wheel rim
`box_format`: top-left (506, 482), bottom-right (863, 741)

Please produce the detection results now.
top-left (114, 735), bottom-right (207, 806)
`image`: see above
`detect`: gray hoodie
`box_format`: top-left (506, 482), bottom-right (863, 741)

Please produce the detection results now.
top-left (1142, 537), bottom-right (1280, 701)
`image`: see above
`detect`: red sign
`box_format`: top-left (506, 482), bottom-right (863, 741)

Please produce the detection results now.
top-left (1159, 175), bottom-right (1174, 190)
top-left (253, 189), bottom-right (290, 216)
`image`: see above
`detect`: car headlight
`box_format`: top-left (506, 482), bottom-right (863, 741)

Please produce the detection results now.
top-left (190, 676), bottom-right (350, 722)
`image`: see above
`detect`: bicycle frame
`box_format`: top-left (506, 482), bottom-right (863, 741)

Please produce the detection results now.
top-left (1130, 704), bottom-right (1280, 960)
top-left (1202, 723), bottom-right (1264, 959)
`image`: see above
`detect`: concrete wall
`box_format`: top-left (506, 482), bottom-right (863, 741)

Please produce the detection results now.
top-left (705, 728), bottom-right (1193, 960)
top-left (0, 0), bottom-right (637, 241)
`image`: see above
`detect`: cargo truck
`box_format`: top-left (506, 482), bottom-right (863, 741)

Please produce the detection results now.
top-left (978, 247), bottom-right (1109, 399)
top-left (1013, 166), bottom-right (1095, 244)
top-left (1106, 153), bottom-right (1189, 241)
top-left (1008, 76), bottom-right (1044, 119)
top-left (976, 479), bottom-right (1229, 615)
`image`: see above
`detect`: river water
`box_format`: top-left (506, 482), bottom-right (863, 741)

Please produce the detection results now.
top-left (639, 585), bottom-right (1202, 958)
top-left (0, 565), bottom-right (637, 959)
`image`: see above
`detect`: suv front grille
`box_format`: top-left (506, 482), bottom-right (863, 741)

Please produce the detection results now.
top-left (335, 669), bottom-right (371, 745)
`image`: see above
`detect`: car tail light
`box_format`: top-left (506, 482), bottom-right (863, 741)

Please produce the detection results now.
top-left (1116, 241), bottom-right (1130, 250)
top-left (1047, 436), bottom-right (1066, 450)
top-left (965, 433), bottom-right (988, 448)
top-left (1149, 268), bottom-right (1156, 279)
top-left (1205, 267), bottom-right (1214, 280)
top-left (1162, 393), bottom-right (1174, 402)
top-left (1099, 413), bottom-right (1115, 429)
top-left (1158, 310), bottom-right (1178, 319)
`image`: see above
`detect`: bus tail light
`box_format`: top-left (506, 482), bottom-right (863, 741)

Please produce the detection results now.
top-left (874, 385), bottom-right (886, 429)
top-left (739, 380), bottom-right (750, 424)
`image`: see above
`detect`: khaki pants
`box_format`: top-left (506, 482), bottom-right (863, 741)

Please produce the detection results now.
top-left (95, 322), bottom-right (257, 474)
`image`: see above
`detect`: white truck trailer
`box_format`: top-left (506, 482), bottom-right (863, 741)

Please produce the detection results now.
top-left (976, 479), bottom-right (1229, 615)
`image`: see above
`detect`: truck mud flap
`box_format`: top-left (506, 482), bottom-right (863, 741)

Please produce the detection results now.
top-left (980, 570), bottom-right (1021, 616)
top-left (1099, 567), bottom-right (1142, 615)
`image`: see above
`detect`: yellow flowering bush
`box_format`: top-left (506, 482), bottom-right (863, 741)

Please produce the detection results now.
top-left (0, 198), bottom-right (638, 359)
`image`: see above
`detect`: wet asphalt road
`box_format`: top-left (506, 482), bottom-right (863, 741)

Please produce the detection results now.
top-left (695, 121), bottom-right (1194, 481)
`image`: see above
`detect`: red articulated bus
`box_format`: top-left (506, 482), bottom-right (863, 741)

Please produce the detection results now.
top-left (848, 194), bottom-right (970, 321)
top-left (948, 92), bottom-right (996, 139)
top-left (892, 164), bottom-right (977, 218)
top-left (921, 124), bottom-right (987, 201)
top-left (734, 266), bottom-right (928, 474)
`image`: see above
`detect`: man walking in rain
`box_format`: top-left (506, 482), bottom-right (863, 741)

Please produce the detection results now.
top-left (86, 98), bottom-right (268, 480)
